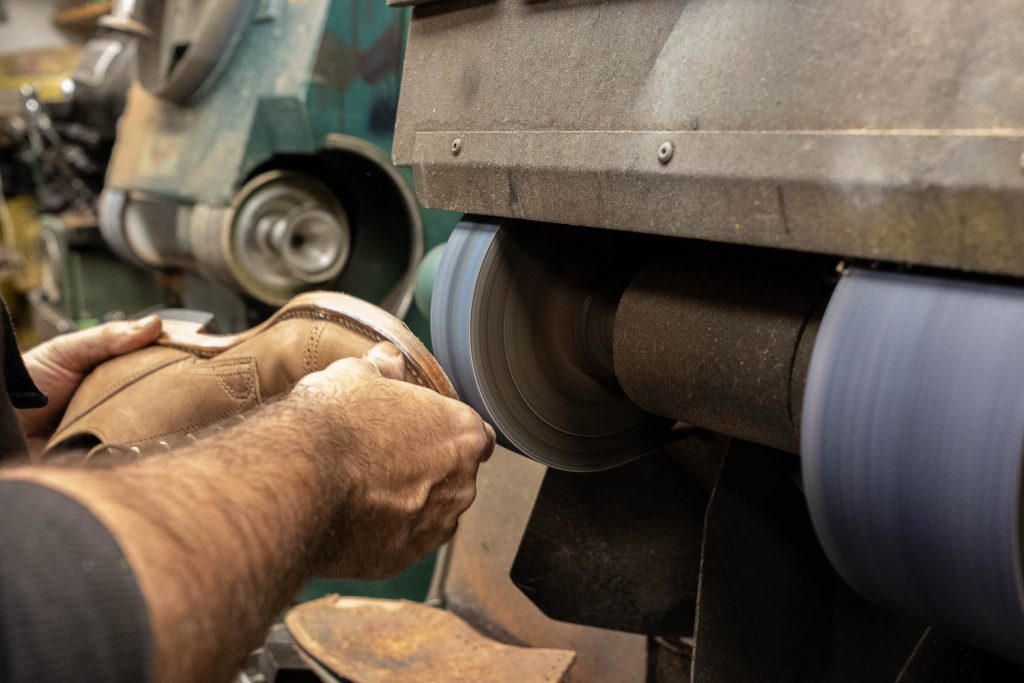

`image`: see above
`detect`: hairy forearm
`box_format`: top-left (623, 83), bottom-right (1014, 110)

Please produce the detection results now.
top-left (0, 402), bottom-right (341, 683)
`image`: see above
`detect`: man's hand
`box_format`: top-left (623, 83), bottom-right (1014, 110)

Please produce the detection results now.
top-left (290, 343), bottom-right (496, 579)
top-left (18, 316), bottom-right (163, 439)
top-left (0, 341), bottom-right (494, 682)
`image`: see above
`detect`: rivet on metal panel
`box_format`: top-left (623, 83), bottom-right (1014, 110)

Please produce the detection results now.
top-left (451, 138), bottom-right (463, 156)
top-left (658, 141), bottom-right (675, 165)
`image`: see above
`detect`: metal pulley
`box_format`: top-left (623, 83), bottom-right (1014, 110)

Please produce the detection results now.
top-left (226, 171), bottom-right (352, 304)
top-left (430, 218), bottom-right (674, 472)
top-left (248, 205), bottom-right (348, 284)
top-left (802, 268), bottom-right (1024, 665)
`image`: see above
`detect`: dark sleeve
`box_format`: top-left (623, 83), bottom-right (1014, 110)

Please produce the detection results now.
top-left (0, 480), bottom-right (153, 683)
top-left (0, 298), bottom-right (46, 463)
top-left (1, 305), bottom-right (46, 411)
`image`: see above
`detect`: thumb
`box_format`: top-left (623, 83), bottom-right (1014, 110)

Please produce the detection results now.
top-left (46, 315), bottom-right (163, 374)
top-left (362, 342), bottom-right (406, 382)
top-left (297, 355), bottom-right (382, 392)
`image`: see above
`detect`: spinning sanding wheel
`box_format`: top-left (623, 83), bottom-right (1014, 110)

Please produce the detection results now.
top-left (802, 268), bottom-right (1024, 665)
top-left (430, 218), bottom-right (674, 472)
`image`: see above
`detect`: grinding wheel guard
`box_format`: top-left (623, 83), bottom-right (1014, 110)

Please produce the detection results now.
top-left (802, 268), bottom-right (1024, 664)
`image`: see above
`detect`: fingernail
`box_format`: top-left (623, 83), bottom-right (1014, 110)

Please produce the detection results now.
top-left (131, 314), bottom-right (160, 331)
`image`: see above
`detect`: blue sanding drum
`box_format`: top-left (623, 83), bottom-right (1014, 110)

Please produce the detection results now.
top-left (802, 268), bottom-right (1024, 664)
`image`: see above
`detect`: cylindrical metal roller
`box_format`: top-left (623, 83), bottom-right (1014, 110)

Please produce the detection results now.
top-left (431, 217), bottom-right (674, 472)
top-left (614, 255), bottom-right (833, 453)
top-left (802, 268), bottom-right (1024, 664)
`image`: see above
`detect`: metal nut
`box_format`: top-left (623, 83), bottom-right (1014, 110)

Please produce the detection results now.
top-left (451, 138), bottom-right (463, 156)
top-left (657, 141), bottom-right (674, 164)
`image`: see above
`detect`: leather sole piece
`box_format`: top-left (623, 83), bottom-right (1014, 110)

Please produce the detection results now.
top-left (159, 291), bottom-right (458, 400)
top-left (286, 596), bottom-right (575, 683)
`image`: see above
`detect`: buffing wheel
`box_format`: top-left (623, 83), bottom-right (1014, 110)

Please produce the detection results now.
top-left (431, 218), bottom-right (673, 472)
top-left (802, 268), bottom-right (1024, 664)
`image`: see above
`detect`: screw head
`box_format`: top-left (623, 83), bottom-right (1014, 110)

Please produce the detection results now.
top-left (658, 141), bottom-right (674, 164)
top-left (451, 138), bottom-right (463, 156)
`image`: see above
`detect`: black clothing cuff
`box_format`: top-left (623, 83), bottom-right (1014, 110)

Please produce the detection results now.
top-left (0, 480), bottom-right (153, 682)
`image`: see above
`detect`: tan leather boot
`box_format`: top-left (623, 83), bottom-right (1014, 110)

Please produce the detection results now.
top-left (44, 292), bottom-right (457, 458)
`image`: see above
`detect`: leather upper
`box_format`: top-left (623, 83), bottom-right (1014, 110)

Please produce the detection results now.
top-left (47, 316), bottom-right (382, 454)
